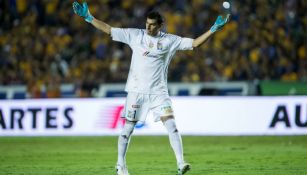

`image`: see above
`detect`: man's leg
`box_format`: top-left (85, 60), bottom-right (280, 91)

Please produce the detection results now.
top-left (161, 115), bottom-right (190, 174)
top-left (161, 116), bottom-right (186, 164)
top-left (117, 120), bottom-right (136, 167)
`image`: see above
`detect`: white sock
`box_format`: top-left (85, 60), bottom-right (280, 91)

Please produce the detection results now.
top-left (163, 118), bottom-right (184, 165)
top-left (117, 120), bottom-right (136, 166)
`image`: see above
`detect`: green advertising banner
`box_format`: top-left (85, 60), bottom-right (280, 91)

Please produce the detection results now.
top-left (261, 81), bottom-right (307, 95)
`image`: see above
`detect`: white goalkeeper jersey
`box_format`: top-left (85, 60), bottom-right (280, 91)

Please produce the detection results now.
top-left (111, 28), bottom-right (193, 95)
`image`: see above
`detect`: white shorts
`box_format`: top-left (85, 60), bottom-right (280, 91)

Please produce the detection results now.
top-left (122, 92), bottom-right (174, 122)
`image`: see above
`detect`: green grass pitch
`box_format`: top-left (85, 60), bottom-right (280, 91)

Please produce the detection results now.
top-left (0, 136), bottom-right (306, 175)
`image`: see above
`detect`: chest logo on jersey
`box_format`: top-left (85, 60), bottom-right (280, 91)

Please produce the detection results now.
top-left (143, 51), bottom-right (159, 58)
top-left (149, 41), bottom-right (154, 48)
top-left (157, 42), bottom-right (163, 50)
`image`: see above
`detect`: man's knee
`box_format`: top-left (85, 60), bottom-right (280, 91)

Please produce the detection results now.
top-left (121, 120), bottom-right (136, 138)
top-left (161, 116), bottom-right (178, 133)
top-left (161, 115), bottom-right (174, 122)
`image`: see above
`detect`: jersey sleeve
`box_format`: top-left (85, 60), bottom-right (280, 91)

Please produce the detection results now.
top-left (171, 36), bottom-right (194, 51)
top-left (111, 28), bottom-right (139, 45)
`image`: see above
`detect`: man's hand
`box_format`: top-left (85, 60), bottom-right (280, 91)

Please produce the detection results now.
top-left (210, 14), bottom-right (230, 33)
top-left (72, 1), bottom-right (93, 23)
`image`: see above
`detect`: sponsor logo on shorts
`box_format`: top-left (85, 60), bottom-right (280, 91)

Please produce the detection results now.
top-left (132, 104), bottom-right (140, 108)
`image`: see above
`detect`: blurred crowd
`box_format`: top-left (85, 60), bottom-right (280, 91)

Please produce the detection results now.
top-left (0, 0), bottom-right (306, 97)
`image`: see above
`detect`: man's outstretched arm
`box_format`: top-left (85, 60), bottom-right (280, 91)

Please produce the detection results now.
top-left (91, 18), bottom-right (111, 35)
top-left (72, 1), bottom-right (111, 35)
top-left (192, 30), bottom-right (213, 48)
top-left (192, 14), bottom-right (230, 48)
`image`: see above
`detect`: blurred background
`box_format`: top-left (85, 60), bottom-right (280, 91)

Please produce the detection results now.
top-left (0, 0), bottom-right (306, 99)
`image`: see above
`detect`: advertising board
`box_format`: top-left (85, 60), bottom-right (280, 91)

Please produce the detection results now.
top-left (1, 97), bottom-right (306, 136)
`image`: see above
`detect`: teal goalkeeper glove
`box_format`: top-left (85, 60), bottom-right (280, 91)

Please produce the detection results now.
top-left (72, 1), bottom-right (93, 23)
top-left (210, 14), bottom-right (230, 33)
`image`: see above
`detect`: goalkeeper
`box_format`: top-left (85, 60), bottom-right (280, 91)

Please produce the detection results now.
top-left (73, 2), bottom-right (229, 175)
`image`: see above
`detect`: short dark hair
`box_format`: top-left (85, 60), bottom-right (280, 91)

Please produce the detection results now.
top-left (146, 11), bottom-right (164, 25)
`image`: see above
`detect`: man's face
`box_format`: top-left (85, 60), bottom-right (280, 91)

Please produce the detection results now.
top-left (146, 18), bottom-right (162, 36)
